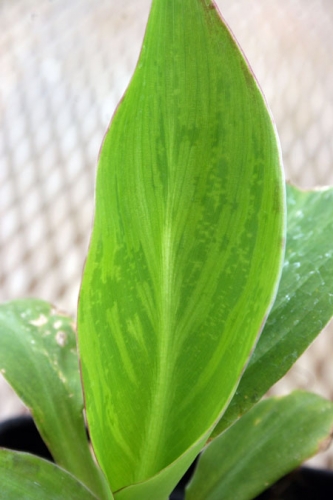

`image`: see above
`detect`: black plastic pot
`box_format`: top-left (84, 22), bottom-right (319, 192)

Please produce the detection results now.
top-left (255, 467), bottom-right (333, 499)
top-left (1, 416), bottom-right (332, 499)
top-left (0, 415), bottom-right (52, 461)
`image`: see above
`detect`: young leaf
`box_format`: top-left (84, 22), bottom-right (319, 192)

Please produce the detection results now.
top-left (78, 0), bottom-right (284, 494)
top-left (0, 299), bottom-right (110, 500)
top-left (186, 391), bottom-right (333, 500)
top-left (214, 184), bottom-right (333, 436)
top-left (0, 449), bottom-right (102, 499)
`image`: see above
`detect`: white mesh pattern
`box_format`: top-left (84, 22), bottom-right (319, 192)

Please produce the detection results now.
top-left (1, 0), bottom-right (333, 468)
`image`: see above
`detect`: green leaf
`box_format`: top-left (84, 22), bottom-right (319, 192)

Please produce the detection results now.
top-left (214, 184), bottom-right (333, 436)
top-left (186, 391), bottom-right (333, 500)
top-left (0, 299), bottom-right (110, 500)
top-left (78, 0), bottom-right (284, 494)
top-left (0, 449), bottom-right (100, 499)
top-left (113, 449), bottom-right (198, 500)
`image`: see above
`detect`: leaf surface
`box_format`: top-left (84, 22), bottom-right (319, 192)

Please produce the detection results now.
top-left (0, 299), bottom-right (110, 499)
top-left (0, 449), bottom-right (100, 499)
top-left (186, 391), bottom-right (333, 500)
top-left (214, 184), bottom-right (333, 435)
top-left (78, 0), bottom-right (285, 494)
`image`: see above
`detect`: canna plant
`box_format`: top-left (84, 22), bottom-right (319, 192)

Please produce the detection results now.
top-left (1, 1), bottom-right (333, 499)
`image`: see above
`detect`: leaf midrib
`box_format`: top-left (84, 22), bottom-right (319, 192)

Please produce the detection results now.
top-left (137, 215), bottom-right (174, 479)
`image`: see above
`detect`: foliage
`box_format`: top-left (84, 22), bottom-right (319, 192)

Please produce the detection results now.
top-left (0, 1), bottom-right (333, 499)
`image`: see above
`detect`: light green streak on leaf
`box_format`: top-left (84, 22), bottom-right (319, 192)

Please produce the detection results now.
top-left (78, 0), bottom-right (284, 493)
top-left (0, 299), bottom-right (110, 500)
top-left (0, 449), bottom-right (102, 499)
top-left (186, 392), bottom-right (333, 500)
top-left (214, 184), bottom-right (333, 436)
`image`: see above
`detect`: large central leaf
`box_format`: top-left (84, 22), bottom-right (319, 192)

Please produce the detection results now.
top-left (78, 0), bottom-right (285, 494)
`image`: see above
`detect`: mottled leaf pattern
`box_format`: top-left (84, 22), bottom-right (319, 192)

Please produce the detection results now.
top-left (78, 0), bottom-right (284, 494)
top-left (214, 184), bottom-right (333, 436)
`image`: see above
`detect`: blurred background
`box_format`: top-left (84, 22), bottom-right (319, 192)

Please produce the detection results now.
top-left (1, 0), bottom-right (333, 466)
